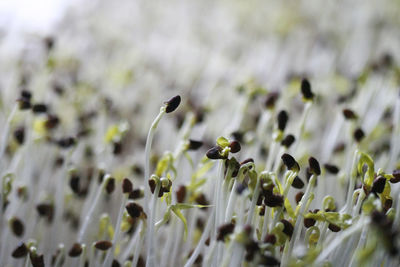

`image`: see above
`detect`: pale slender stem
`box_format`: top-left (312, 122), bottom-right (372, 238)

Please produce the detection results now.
top-left (145, 181), bottom-right (161, 267)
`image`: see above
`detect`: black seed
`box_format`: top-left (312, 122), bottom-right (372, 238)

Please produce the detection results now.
top-left (98, 170), bottom-right (106, 184)
top-left (280, 219), bottom-right (294, 238)
top-left (229, 141), bottom-right (241, 153)
top-left (188, 139), bottom-right (203, 150)
top-left (206, 146), bottom-right (223, 160)
top-left (113, 142), bottom-right (123, 155)
top-left (342, 109), bottom-right (358, 120)
top-left (324, 164), bottom-right (339, 174)
top-left (195, 193), bottom-right (209, 208)
top-left (45, 114), bottom-right (60, 129)
top-left (57, 137), bottom-right (76, 149)
top-left (176, 185), bottom-right (186, 203)
top-left (70, 175), bottom-right (80, 194)
top-left (122, 178), bottom-right (133, 194)
top-left (281, 134), bottom-right (295, 148)
top-left (94, 240), bottom-right (112, 251)
top-left (17, 98), bottom-right (31, 110)
top-left (301, 78), bottom-right (314, 100)
top-left (264, 92), bottom-right (280, 109)
top-left (165, 95), bottom-right (181, 113)
top-left (126, 202), bottom-right (143, 218)
top-left (32, 104), bottom-right (48, 113)
top-left (128, 189), bottom-right (144, 200)
top-left (264, 234), bottom-right (276, 244)
top-left (13, 127), bottom-right (25, 145)
top-left (291, 176), bottom-right (304, 189)
top-left (240, 158), bottom-right (254, 165)
top-left (36, 203), bottom-right (54, 222)
top-left (217, 223), bottom-right (235, 241)
top-left (30, 253), bottom-right (44, 267)
top-left (44, 36), bottom-right (55, 51)
top-left (148, 179), bottom-right (156, 194)
top-left (384, 199), bottom-right (393, 212)
top-left (277, 110), bottom-right (289, 131)
top-left (105, 178), bottom-right (115, 194)
top-left (304, 218), bottom-right (316, 228)
top-left (328, 224), bottom-right (341, 232)
top-left (68, 243), bottom-right (83, 257)
top-left (10, 217), bottom-right (24, 237)
top-left (308, 157), bottom-right (321, 176)
top-left (21, 90), bottom-right (32, 100)
top-left (295, 192), bottom-right (304, 204)
top-left (112, 259), bottom-right (121, 267)
top-left (264, 194), bottom-right (284, 207)
top-left (281, 153), bottom-right (299, 172)
top-left (353, 128), bottom-right (365, 143)
top-left (259, 205), bottom-right (265, 216)
top-left (371, 176), bottom-right (386, 194)
top-left (390, 170), bottom-right (400, 183)
top-left (11, 242), bottom-right (28, 258)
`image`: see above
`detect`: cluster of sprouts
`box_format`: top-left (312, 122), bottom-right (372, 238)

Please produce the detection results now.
top-left (1, 0), bottom-right (400, 267)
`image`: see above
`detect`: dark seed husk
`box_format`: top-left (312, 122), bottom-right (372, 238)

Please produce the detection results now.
top-left (11, 243), bottom-right (28, 258)
top-left (94, 240), bottom-right (112, 251)
top-left (291, 176), bottom-right (304, 189)
top-left (68, 243), bottom-right (83, 257)
top-left (308, 157), bottom-right (321, 176)
top-left (165, 95), bottom-right (181, 113)
top-left (122, 178), bottom-right (133, 194)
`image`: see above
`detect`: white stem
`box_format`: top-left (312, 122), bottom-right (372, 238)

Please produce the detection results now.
top-left (145, 181), bottom-right (161, 267)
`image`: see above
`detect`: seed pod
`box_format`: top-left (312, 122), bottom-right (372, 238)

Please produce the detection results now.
top-left (308, 157), bottom-right (321, 176)
top-left (217, 223), bottom-right (235, 241)
top-left (264, 194), bottom-right (284, 207)
top-left (280, 219), bottom-right (294, 238)
top-left (229, 141), bottom-right (241, 153)
top-left (112, 259), bottom-right (121, 267)
top-left (188, 139), bottom-right (203, 150)
top-left (30, 253), bottom-right (44, 267)
top-left (13, 127), bottom-right (25, 145)
top-left (304, 218), bottom-right (316, 228)
top-left (281, 134), bottom-right (295, 148)
top-left (371, 176), bottom-right (386, 194)
top-left (94, 240), bottom-right (112, 251)
top-left (342, 108), bottom-right (358, 120)
top-left (105, 178), bottom-right (116, 194)
top-left (390, 170), bottom-right (400, 183)
top-left (126, 202), bottom-right (143, 218)
top-left (300, 78), bottom-right (314, 100)
top-left (328, 224), bottom-right (341, 232)
top-left (148, 178), bottom-right (156, 194)
top-left (195, 193), bottom-right (209, 208)
top-left (122, 178), bottom-right (133, 194)
top-left (11, 242), bottom-right (28, 258)
top-left (70, 175), bottom-right (80, 194)
top-left (281, 153), bottom-right (300, 172)
top-left (295, 192), bottom-right (304, 204)
top-left (206, 146), bottom-right (223, 160)
top-left (324, 164), bottom-right (339, 174)
top-left (45, 114), bottom-right (60, 129)
top-left (264, 234), bottom-right (276, 244)
top-left (264, 92), bottom-right (279, 109)
top-left (353, 128), bottom-right (365, 143)
top-left (36, 203), bottom-right (54, 222)
top-left (176, 185), bottom-right (186, 203)
top-left (32, 103), bottom-right (48, 114)
top-left (165, 95), bottom-right (181, 113)
top-left (68, 243), bottom-right (83, 257)
top-left (10, 217), bottom-right (24, 237)
top-left (21, 90), bottom-right (32, 100)
top-left (128, 188), bottom-right (144, 200)
top-left (291, 176), bottom-right (304, 189)
top-left (113, 141), bottom-right (123, 155)
top-left (17, 98), bottom-right (31, 110)
top-left (57, 137), bottom-right (76, 149)
top-left (277, 110), bottom-right (289, 131)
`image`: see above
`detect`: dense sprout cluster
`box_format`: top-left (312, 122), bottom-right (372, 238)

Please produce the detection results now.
top-left (1, 0), bottom-right (400, 267)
